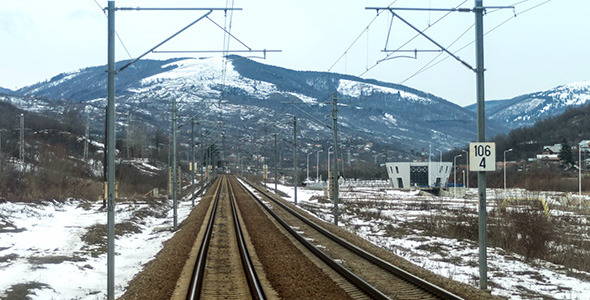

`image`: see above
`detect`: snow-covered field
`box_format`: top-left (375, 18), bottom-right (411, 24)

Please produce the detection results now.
top-left (0, 193), bottom-right (198, 299)
top-left (2, 180), bottom-right (590, 299)
top-left (274, 183), bottom-right (590, 300)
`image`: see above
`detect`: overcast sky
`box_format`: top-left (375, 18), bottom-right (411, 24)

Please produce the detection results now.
top-left (1, 0), bottom-right (588, 106)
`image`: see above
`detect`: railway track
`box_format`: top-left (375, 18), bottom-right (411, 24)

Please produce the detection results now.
top-left (185, 175), bottom-right (265, 300)
top-left (237, 176), bottom-right (465, 300)
top-left (174, 175), bottom-right (466, 299)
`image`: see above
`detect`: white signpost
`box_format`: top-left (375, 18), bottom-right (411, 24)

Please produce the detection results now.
top-left (470, 142), bottom-right (496, 172)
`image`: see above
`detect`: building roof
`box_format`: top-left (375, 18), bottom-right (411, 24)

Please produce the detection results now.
top-left (542, 143), bottom-right (562, 154)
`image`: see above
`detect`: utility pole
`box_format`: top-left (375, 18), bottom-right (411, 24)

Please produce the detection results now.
top-left (200, 129), bottom-right (204, 185)
top-left (103, 107), bottom-right (107, 208)
top-left (454, 154), bottom-right (462, 198)
top-left (264, 127), bottom-right (268, 188)
top-left (462, 149), bottom-right (469, 188)
top-left (274, 132), bottom-right (278, 193)
top-left (328, 146), bottom-right (332, 176)
top-left (19, 114), bottom-right (24, 163)
top-left (503, 148), bottom-right (513, 192)
top-left (364, 2), bottom-right (513, 289)
top-left (103, 5), bottom-right (253, 299)
top-left (348, 149), bottom-right (351, 167)
top-left (475, 0), bottom-right (488, 290)
top-left (428, 145), bottom-right (432, 187)
top-left (172, 98), bottom-right (178, 230)
top-left (307, 151), bottom-right (312, 182)
top-left (126, 113), bottom-right (131, 158)
top-left (580, 143), bottom-right (583, 206)
top-left (84, 120), bottom-right (89, 161)
top-left (316, 150), bottom-right (323, 182)
top-left (106, 1), bottom-right (116, 299)
top-left (191, 120), bottom-right (196, 207)
top-left (293, 116), bottom-right (298, 205)
top-left (332, 92), bottom-right (340, 226)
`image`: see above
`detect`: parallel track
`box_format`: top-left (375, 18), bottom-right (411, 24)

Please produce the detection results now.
top-left (186, 175), bottom-right (265, 300)
top-left (238, 177), bottom-right (464, 300)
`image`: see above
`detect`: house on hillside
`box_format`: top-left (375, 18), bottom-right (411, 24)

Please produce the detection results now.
top-left (536, 143), bottom-right (561, 161)
top-left (579, 140), bottom-right (590, 151)
top-left (579, 140), bottom-right (590, 167)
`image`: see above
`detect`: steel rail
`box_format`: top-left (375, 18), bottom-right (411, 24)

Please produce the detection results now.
top-left (227, 178), bottom-right (266, 300)
top-left (186, 177), bottom-right (222, 300)
top-left (186, 176), bottom-right (266, 300)
top-left (233, 177), bottom-right (390, 300)
top-left (240, 177), bottom-right (464, 300)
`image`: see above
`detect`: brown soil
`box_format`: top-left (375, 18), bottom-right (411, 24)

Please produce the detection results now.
top-left (230, 176), bottom-right (353, 300)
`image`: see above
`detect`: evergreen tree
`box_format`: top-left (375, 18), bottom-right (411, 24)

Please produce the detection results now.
top-left (559, 138), bottom-right (575, 167)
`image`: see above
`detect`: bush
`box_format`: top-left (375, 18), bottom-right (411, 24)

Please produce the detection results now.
top-left (490, 204), bottom-right (556, 260)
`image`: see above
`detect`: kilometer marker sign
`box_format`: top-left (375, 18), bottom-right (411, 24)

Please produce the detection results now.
top-left (469, 142), bottom-right (496, 171)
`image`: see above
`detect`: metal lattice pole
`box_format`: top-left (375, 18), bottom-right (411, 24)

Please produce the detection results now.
top-left (84, 120), bottom-right (89, 161)
top-left (191, 120), bottom-right (195, 207)
top-left (332, 92), bottom-right (340, 226)
top-left (293, 116), bottom-right (297, 205)
top-left (475, 0), bottom-right (488, 290)
top-left (274, 132), bottom-right (278, 193)
top-left (19, 114), bottom-right (24, 163)
top-left (106, 2), bottom-right (116, 298)
top-left (172, 98), bottom-right (178, 230)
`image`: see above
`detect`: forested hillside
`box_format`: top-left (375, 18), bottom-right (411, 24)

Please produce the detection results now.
top-left (492, 103), bottom-right (590, 161)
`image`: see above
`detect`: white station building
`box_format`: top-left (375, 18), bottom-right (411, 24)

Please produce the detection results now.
top-left (385, 161), bottom-right (453, 189)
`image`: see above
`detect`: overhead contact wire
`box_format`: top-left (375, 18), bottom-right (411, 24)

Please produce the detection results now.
top-left (399, 0), bottom-right (554, 84)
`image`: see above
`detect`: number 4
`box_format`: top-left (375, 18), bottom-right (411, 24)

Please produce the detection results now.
top-left (479, 157), bottom-right (486, 168)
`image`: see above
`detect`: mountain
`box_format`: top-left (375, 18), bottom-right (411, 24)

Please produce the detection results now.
top-left (492, 102), bottom-right (590, 163)
top-left (465, 82), bottom-right (590, 129)
top-left (0, 86), bottom-right (14, 95)
top-left (7, 56), bottom-right (509, 155)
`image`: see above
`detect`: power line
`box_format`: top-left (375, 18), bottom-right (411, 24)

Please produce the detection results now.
top-left (326, 1), bottom-right (396, 73)
top-left (305, 0), bottom-right (399, 93)
top-left (398, 0), bottom-right (554, 84)
top-left (91, 0), bottom-right (154, 82)
top-left (304, 0), bottom-right (469, 108)
top-left (400, 23), bottom-right (475, 84)
top-left (92, 0), bottom-right (134, 60)
top-left (357, 0), bottom-right (469, 79)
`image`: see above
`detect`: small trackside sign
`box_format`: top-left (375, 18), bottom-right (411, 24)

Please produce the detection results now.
top-left (470, 142), bottom-right (496, 171)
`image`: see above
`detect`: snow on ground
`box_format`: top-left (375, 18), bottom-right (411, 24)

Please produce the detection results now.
top-left (0, 191), bottom-right (199, 299)
top-left (273, 182), bottom-right (590, 300)
top-left (3, 179), bottom-right (590, 299)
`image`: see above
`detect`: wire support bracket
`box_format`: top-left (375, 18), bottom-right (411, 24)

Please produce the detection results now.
top-left (378, 49), bottom-right (442, 62)
top-left (366, 6), bottom-right (513, 13)
top-left (206, 16), bottom-right (251, 50)
top-left (153, 50), bottom-right (281, 53)
top-left (152, 49), bottom-right (282, 59)
top-left (379, 11), bottom-right (476, 72)
top-left (116, 10), bottom-right (214, 73)
top-left (113, 7), bottom-right (243, 12)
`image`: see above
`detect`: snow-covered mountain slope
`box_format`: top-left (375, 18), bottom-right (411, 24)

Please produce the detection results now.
top-left (0, 94), bottom-right (61, 115)
top-left (466, 82), bottom-right (590, 129)
top-left (0, 86), bottom-right (14, 95)
top-left (6, 56), bottom-right (509, 152)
